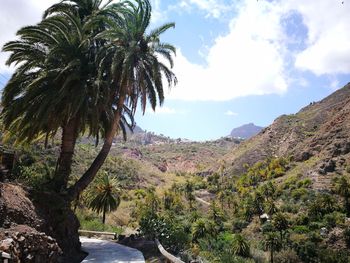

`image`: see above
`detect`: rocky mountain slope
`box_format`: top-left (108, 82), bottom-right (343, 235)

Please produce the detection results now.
top-left (230, 123), bottom-right (263, 139)
top-left (221, 83), bottom-right (350, 189)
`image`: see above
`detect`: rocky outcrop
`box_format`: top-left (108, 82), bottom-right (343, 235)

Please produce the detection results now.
top-left (0, 225), bottom-right (62, 262)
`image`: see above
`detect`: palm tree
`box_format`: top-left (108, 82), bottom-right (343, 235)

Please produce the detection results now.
top-left (89, 173), bottom-right (121, 224)
top-left (272, 212), bottom-right (289, 245)
top-left (266, 199), bottom-right (278, 216)
top-left (2, 0), bottom-right (176, 198)
top-left (192, 219), bottom-right (207, 242)
top-left (1, 0), bottom-right (129, 192)
top-left (184, 180), bottom-right (195, 209)
top-left (264, 232), bottom-right (280, 263)
top-left (69, 0), bottom-right (177, 200)
top-left (334, 176), bottom-right (350, 216)
top-left (231, 234), bottom-right (250, 257)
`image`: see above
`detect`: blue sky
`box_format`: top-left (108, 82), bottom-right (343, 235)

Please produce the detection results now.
top-left (1, 0), bottom-right (350, 141)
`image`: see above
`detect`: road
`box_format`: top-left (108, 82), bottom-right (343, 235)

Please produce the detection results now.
top-left (80, 237), bottom-right (145, 263)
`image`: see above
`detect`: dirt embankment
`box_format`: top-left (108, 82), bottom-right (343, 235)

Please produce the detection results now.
top-left (0, 182), bottom-right (84, 262)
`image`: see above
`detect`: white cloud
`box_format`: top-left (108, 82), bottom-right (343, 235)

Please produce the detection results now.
top-left (0, 0), bottom-right (57, 73)
top-left (182, 0), bottom-right (231, 18)
top-left (150, 0), bottom-right (165, 24)
top-left (167, 0), bottom-right (288, 101)
top-left (166, 0), bottom-right (350, 101)
top-left (146, 106), bottom-right (181, 115)
top-left (290, 1), bottom-right (350, 75)
top-left (225, 110), bottom-right (238, 116)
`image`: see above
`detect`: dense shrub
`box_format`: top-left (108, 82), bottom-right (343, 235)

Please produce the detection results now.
top-left (274, 249), bottom-right (301, 263)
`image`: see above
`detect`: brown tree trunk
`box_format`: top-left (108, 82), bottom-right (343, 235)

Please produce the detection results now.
top-left (102, 208), bottom-right (106, 225)
top-left (68, 96), bottom-right (125, 201)
top-left (54, 118), bottom-right (79, 192)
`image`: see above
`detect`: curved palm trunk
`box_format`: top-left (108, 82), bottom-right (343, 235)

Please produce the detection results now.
top-left (54, 118), bottom-right (79, 192)
top-left (68, 96), bottom-right (125, 201)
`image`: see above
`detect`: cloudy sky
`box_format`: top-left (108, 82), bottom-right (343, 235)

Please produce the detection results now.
top-left (0, 0), bottom-right (350, 140)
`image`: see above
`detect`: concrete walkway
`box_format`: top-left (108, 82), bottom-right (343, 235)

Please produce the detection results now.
top-left (80, 237), bottom-right (145, 263)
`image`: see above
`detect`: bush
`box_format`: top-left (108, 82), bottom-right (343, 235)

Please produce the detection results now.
top-left (291, 188), bottom-right (308, 201)
top-left (232, 219), bottom-right (249, 232)
top-left (295, 213), bottom-right (309, 225)
top-left (318, 249), bottom-right (350, 263)
top-left (296, 178), bottom-right (312, 188)
top-left (324, 212), bottom-right (346, 228)
top-left (280, 203), bottom-right (298, 213)
top-left (80, 218), bottom-right (122, 233)
top-left (343, 227), bottom-right (350, 247)
top-left (293, 225), bottom-right (310, 234)
top-left (274, 249), bottom-right (301, 263)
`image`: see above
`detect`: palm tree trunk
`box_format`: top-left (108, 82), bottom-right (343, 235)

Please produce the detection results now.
top-left (102, 208), bottom-right (106, 225)
top-left (54, 118), bottom-right (78, 192)
top-left (68, 96), bottom-right (125, 201)
top-left (270, 248), bottom-right (274, 263)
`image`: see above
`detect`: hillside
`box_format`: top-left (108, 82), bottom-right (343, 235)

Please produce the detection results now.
top-left (230, 123), bottom-right (263, 139)
top-left (220, 83), bottom-right (350, 189)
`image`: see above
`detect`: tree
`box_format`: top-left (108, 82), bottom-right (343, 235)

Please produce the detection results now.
top-left (192, 219), bottom-right (207, 242)
top-left (334, 176), bottom-right (350, 216)
top-left (272, 212), bottom-right (289, 245)
top-left (2, 0), bottom-right (176, 200)
top-left (184, 180), bottom-right (196, 209)
top-left (69, 0), bottom-right (177, 200)
top-left (1, 0), bottom-right (132, 193)
top-left (266, 199), bottom-right (278, 216)
top-left (89, 173), bottom-right (121, 224)
top-left (231, 234), bottom-right (250, 257)
top-left (264, 232), bottom-right (280, 263)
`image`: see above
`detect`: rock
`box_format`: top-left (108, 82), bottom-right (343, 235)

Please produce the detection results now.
top-left (0, 226), bottom-right (62, 262)
top-left (295, 151), bottom-right (311, 162)
top-left (320, 227), bottom-right (328, 237)
top-left (319, 159), bottom-right (336, 174)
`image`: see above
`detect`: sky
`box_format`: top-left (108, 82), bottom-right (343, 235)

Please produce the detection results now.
top-left (0, 0), bottom-right (350, 141)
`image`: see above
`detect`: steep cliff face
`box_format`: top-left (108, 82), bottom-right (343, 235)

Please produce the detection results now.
top-left (222, 83), bottom-right (350, 183)
top-left (0, 183), bottom-right (85, 262)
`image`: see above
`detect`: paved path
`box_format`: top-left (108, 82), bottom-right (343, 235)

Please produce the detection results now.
top-left (80, 237), bottom-right (145, 263)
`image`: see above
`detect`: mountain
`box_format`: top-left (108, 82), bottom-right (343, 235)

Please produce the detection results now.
top-left (220, 83), bottom-right (350, 189)
top-left (230, 123), bottom-right (263, 139)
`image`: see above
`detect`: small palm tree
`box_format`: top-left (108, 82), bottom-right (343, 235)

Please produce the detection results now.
top-left (184, 180), bottom-right (195, 209)
top-left (89, 173), bottom-right (121, 224)
top-left (264, 232), bottom-right (280, 263)
top-left (272, 212), bottom-right (289, 244)
top-left (334, 176), bottom-right (350, 216)
top-left (231, 234), bottom-right (250, 257)
top-left (192, 219), bottom-right (207, 242)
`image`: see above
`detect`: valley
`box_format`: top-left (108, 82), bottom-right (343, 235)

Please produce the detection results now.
top-left (2, 83), bottom-right (350, 262)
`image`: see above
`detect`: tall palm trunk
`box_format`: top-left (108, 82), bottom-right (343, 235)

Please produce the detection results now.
top-left (54, 118), bottom-right (79, 192)
top-left (68, 95), bottom-right (125, 201)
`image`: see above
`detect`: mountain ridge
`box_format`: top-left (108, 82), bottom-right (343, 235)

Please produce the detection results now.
top-left (216, 83), bottom-right (350, 188)
top-left (230, 123), bottom-right (263, 139)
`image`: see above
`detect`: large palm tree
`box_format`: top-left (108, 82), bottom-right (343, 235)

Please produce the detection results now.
top-left (89, 172), bottom-right (121, 224)
top-left (2, 11), bottom-right (94, 190)
top-left (69, 0), bottom-right (177, 200)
